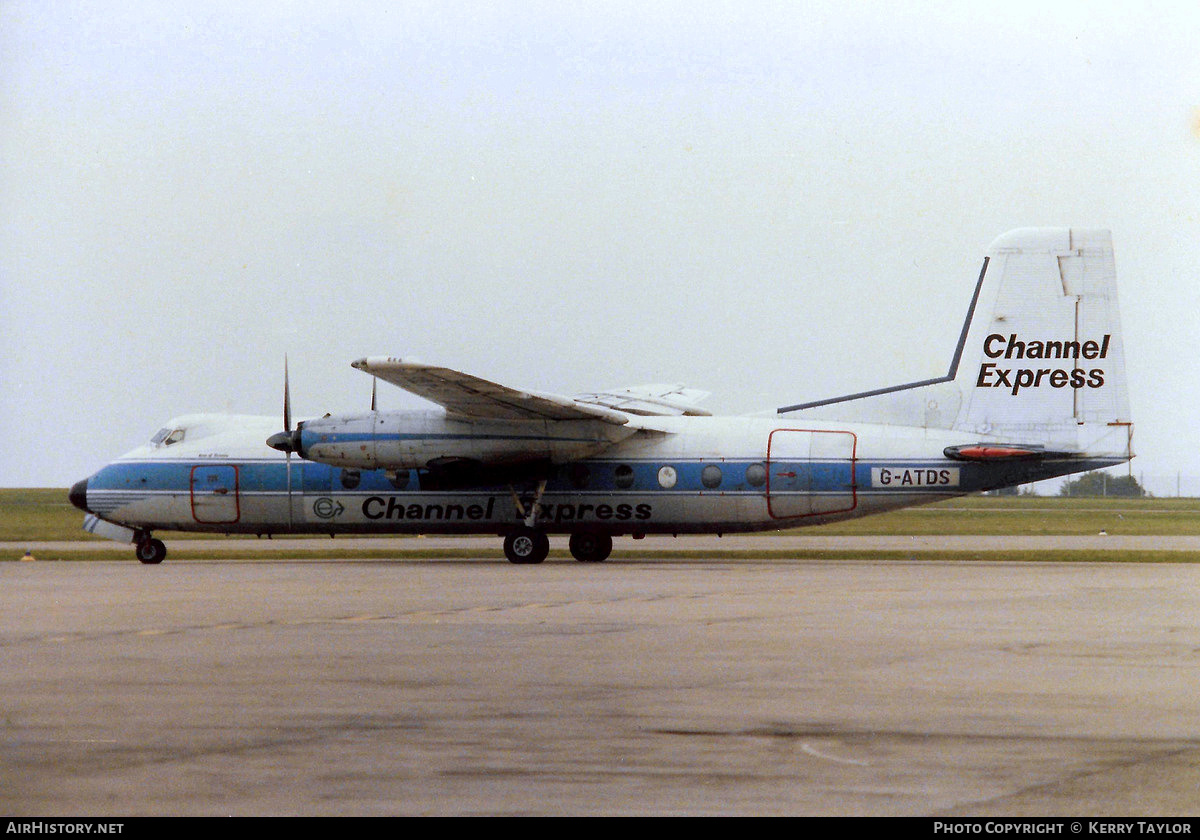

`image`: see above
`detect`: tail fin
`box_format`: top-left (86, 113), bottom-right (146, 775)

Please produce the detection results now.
top-left (779, 228), bottom-right (1132, 457)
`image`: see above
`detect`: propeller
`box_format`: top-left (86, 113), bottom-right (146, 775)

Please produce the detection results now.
top-left (266, 356), bottom-right (302, 454)
top-left (264, 356), bottom-right (300, 531)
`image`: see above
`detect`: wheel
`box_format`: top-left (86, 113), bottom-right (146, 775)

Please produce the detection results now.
top-left (569, 532), bottom-right (612, 563)
top-left (504, 528), bottom-right (549, 564)
top-left (504, 529), bottom-right (549, 564)
top-left (135, 538), bottom-right (167, 565)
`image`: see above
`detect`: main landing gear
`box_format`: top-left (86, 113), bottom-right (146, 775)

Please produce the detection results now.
top-left (505, 480), bottom-right (553, 565)
top-left (501, 528), bottom-right (614, 564)
top-left (503, 527), bottom-right (550, 564)
top-left (568, 532), bottom-right (612, 563)
top-left (135, 535), bottom-right (167, 565)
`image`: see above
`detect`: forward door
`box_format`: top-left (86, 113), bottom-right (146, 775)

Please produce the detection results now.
top-left (190, 465), bottom-right (241, 524)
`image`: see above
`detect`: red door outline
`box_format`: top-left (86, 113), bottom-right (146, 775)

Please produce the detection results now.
top-left (190, 464), bottom-right (241, 524)
top-left (766, 428), bottom-right (858, 519)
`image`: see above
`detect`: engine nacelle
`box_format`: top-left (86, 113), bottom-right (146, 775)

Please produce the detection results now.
top-left (293, 410), bottom-right (635, 470)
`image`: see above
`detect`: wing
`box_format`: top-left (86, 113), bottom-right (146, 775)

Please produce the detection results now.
top-left (350, 357), bottom-right (629, 425)
top-left (574, 383), bottom-right (712, 417)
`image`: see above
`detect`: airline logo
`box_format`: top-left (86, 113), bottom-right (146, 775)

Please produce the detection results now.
top-left (977, 333), bottom-right (1111, 395)
top-left (307, 495), bottom-right (655, 524)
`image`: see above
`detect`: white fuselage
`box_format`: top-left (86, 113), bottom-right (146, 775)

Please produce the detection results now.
top-left (75, 411), bottom-right (1121, 538)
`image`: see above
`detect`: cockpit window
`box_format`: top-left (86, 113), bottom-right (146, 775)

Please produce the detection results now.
top-left (151, 427), bottom-right (185, 446)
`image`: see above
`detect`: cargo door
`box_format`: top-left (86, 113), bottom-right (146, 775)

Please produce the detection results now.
top-left (766, 429), bottom-right (857, 519)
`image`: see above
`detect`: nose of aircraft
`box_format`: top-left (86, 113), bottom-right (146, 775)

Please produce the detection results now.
top-left (68, 479), bottom-right (91, 514)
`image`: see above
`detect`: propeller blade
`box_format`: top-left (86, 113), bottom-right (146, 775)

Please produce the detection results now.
top-left (371, 376), bottom-right (377, 412)
top-left (267, 355), bottom-right (301, 454)
top-left (283, 355), bottom-right (292, 432)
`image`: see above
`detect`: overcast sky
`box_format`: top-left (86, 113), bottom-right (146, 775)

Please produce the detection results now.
top-left (3, 1), bottom-right (1198, 494)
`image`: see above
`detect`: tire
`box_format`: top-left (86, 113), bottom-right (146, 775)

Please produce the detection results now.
top-left (504, 528), bottom-right (549, 564)
top-left (136, 538), bottom-right (167, 565)
top-left (569, 532), bottom-right (612, 563)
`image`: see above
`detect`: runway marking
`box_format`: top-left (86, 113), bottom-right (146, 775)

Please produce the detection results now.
top-left (801, 743), bottom-right (871, 766)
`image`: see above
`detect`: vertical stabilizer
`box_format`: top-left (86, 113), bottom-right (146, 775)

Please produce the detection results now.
top-left (953, 228), bottom-right (1129, 454)
top-left (779, 228), bottom-right (1131, 458)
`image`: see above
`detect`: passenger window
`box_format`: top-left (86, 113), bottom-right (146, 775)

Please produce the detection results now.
top-left (569, 464), bottom-right (590, 489)
top-left (657, 466), bottom-right (677, 489)
top-left (614, 464), bottom-right (635, 489)
top-left (701, 465), bottom-right (722, 489)
top-left (341, 469), bottom-right (361, 490)
top-left (745, 463), bottom-right (767, 488)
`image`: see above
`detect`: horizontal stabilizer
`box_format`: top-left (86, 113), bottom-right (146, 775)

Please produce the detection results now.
top-left (943, 444), bottom-right (1078, 462)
